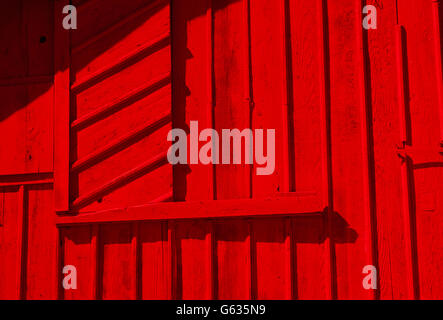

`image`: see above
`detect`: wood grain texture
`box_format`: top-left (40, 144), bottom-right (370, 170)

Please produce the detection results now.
top-left (54, 0), bottom-right (71, 212)
top-left (0, 0), bottom-right (443, 300)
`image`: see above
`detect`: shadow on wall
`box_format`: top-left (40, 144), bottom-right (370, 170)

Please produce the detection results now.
top-left (171, 0), bottom-right (242, 201)
top-left (63, 210), bottom-right (357, 299)
top-left (0, 0), bottom-right (240, 207)
top-left (0, 0), bottom-right (240, 120)
top-left (0, 0), bottom-right (172, 121)
top-left (1, 0), bottom-right (443, 165)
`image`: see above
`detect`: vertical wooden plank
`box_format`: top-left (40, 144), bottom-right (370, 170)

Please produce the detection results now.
top-left (55, 227), bottom-right (63, 300)
top-left (253, 219), bottom-right (292, 299)
top-left (318, 0), bottom-right (335, 300)
top-left (248, 221), bottom-right (256, 300)
top-left (0, 84), bottom-right (54, 175)
top-left (212, 0), bottom-right (252, 300)
top-left (168, 221), bottom-right (176, 300)
top-left (356, 0), bottom-right (378, 300)
top-left (0, 0), bottom-right (26, 78)
top-left (175, 221), bottom-right (213, 299)
top-left (327, 0), bottom-right (372, 299)
top-left (281, 0), bottom-right (293, 194)
top-left (397, 0), bottom-right (443, 300)
top-left (366, 0), bottom-right (413, 299)
top-left (0, 189), bottom-right (20, 299)
top-left (171, 0), bottom-right (214, 201)
top-left (61, 226), bottom-right (95, 299)
top-left (294, 215), bottom-right (330, 299)
top-left (22, 0), bottom-right (54, 175)
top-left (282, 0), bottom-right (331, 300)
top-left (244, 0), bottom-right (254, 199)
top-left (140, 222), bottom-right (170, 300)
top-left (318, 0), bottom-right (332, 215)
top-left (0, 188), bottom-right (4, 227)
top-left (289, 0), bottom-right (324, 195)
top-left (396, 25), bottom-right (408, 147)
top-left (131, 223), bottom-right (140, 300)
top-left (208, 0), bottom-right (217, 201)
top-left (208, 222), bottom-right (216, 299)
top-left (214, 0), bottom-right (250, 199)
top-left (91, 224), bottom-right (100, 300)
top-left (413, 162), bottom-right (443, 299)
top-left (250, 0), bottom-right (286, 197)
top-left (247, 0), bottom-right (290, 300)
top-left (207, 3), bottom-right (217, 296)
top-left (16, 185), bottom-right (27, 299)
top-left (24, 0), bottom-right (54, 77)
top-left (399, 157), bottom-right (418, 298)
top-left (289, 0), bottom-right (334, 287)
top-left (24, 187), bottom-right (57, 300)
top-left (397, 0), bottom-right (441, 148)
top-left (170, 0), bottom-right (216, 298)
top-left (54, 0), bottom-right (71, 212)
top-left (101, 224), bottom-right (134, 299)
top-left (286, 218), bottom-right (296, 299)
top-left (215, 221), bottom-right (251, 299)
top-left (25, 186), bottom-right (57, 299)
top-left (432, 0), bottom-right (443, 145)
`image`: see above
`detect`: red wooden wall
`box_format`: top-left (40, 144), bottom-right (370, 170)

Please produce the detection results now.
top-left (0, 0), bottom-right (442, 300)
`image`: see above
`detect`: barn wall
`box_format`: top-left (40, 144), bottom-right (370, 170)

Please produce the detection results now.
top-left (0, 0), bottom-right (442, 300)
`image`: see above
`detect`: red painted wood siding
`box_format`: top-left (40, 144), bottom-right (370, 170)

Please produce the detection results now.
top-left (0, 0), bottom-right (442, 300)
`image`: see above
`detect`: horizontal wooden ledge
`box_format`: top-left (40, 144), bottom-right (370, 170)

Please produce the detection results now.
top-left (56, 193), bottom-right (323, 226)
top-left (0, 179), bottom-right (53, 188)
top-left (397, 145), bottom-right (443, 163)
top-left (0, 172), bottom-right (53, 187)
top-left (0, 75), bottom-right (53, 87)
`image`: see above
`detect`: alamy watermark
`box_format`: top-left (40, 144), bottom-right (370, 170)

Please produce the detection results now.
top-left (62, 5), bottom-right (77, 30)
top-left (167, 121), bottom-right (275, 176)
top-left (363, 5), bottom-right (377, 30)
top-left (362, 265), bottom-right (377, 290)
top-left (62, 265), bottom-right (77, 290)
top-left (61, 4), bottom-right (376, 31)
